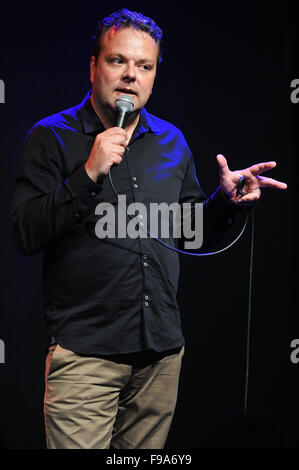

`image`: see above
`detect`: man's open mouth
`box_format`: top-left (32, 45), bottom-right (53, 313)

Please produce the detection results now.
top-left (115, 88), bottom-right (137, 96)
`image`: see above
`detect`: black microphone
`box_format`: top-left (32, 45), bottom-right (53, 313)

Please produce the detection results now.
top-left (115, 94), bottom-right (134, 128)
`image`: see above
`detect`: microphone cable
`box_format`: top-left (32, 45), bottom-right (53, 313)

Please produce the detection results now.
top-left (108, 169), bottom-right (250, 257)
top-left (243, 205), bottom-right (254, 416)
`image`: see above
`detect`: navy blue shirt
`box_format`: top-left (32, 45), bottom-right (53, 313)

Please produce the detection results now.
top-left (10, 92), bottom-right (241, 356)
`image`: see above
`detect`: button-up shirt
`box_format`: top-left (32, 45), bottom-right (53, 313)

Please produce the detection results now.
top-left (10, 92), bottom-right (240, 356)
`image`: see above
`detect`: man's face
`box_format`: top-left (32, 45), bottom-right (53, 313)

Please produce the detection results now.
top-left (90, 26), bottom-right (158, 118)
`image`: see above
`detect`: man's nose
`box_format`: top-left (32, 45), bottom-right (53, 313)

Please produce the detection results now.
top-left (122, 61), bottom-right (136, 82)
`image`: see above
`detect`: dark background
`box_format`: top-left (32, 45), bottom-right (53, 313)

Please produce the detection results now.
top-left (0, 0), bottom-right (298, 449)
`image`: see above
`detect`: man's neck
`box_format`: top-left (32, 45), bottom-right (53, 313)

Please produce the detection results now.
top-left (91, 94), bottom-right (139, 142)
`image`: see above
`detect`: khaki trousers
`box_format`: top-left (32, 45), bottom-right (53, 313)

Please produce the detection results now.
top-left (44, 344), bottom-right (184, 449)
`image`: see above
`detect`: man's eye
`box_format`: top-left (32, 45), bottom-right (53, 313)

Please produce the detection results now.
top-left (110, 57), bottom-right (123, 64)
top-left (140, 64), bottom-right (153, 71)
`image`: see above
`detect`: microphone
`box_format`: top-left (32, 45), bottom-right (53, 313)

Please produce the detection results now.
top-left (115, 94), bottom-right (134, 128)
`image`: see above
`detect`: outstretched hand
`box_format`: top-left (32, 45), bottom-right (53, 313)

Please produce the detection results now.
top-left (216, 154), bottom-right (287, 205)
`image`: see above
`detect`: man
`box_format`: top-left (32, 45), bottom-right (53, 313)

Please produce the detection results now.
top-left (10, 9), bottom-right (287, 449)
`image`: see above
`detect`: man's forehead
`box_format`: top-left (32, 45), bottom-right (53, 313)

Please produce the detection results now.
top-left (101, 26), bottom-right (158, 56)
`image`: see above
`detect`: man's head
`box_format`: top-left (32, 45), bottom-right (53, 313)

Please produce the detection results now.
top-left (92, 9), bottom-right (163, 66)
top-left (90, 9), bottom-right (163, 126)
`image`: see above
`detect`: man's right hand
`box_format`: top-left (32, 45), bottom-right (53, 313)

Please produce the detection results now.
top-left (84, 127), bottom-right (128, 182)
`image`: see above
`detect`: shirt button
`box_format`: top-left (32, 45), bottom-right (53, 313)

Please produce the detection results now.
top-left (144, 301), bottom-right (149, 307)
top-left (143, 254), bottom-right (148, 260)
top-left (133, 184), bottom-right (138, 189)
top-left (143, 262), bottom-right (148, 267)
top-left (127, 146), bottom-right (130, 151)
top-left (132, 176), bottom-right (137, 181)
top-left (91, 191), bottom-right (96, 197)
top-left (144, 295), bottom-right (149, 300)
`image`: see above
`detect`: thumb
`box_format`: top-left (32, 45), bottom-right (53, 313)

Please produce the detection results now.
top-left (216, 154), bottom-right (230, 177)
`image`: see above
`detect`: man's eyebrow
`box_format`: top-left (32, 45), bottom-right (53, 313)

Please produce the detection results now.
top-left (107, 52), bottom-right (155, 63)
top-left (137, 58), bottom-right (155, 63)
top-left (107, 52), bottom-right (125, 58)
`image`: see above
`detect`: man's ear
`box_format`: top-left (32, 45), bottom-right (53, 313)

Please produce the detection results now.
top-left (90, 56), bottom-right (96, 82)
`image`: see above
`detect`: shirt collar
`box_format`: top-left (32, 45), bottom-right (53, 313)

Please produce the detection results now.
top-left (78, 90), bottom-right (161, 136)
top-left (137, 107), bottom-right (161, 136)
top-left (77, 91), bottom-right (105, 135)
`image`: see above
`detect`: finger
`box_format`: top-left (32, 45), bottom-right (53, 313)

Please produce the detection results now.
top-left (110, 144), bottom-right (126, 156)
top-left (102, 127), bottom-right (128, 140)
top-left (235, 189), bottom-right (262, 205)
top-left (107, 127), bottom-right (127, 135)
top-left (216, 154), bottom-right (230, 177)
top-left (257, 175), bottom-right (287, 190)
top-left (112, 127), bottom-right (129, 144)
top-left (111, 155), bottom-right (123, 166)
top-left (95, 128), bottom-right (127, 145)
top-left (248, 161), bottom-right (277, 176)
top-left (108, 134), bottom-right (128, 148)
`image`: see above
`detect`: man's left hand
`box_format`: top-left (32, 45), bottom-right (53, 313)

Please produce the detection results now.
top-left (216, 154), bottom-right (287, 205)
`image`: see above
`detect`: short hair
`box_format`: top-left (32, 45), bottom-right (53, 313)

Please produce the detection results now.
top-left (92, 8), bottom-right (163, 65)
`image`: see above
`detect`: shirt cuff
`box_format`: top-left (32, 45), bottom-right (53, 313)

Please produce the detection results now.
top-left (64, 164), bottom-right (103, 198)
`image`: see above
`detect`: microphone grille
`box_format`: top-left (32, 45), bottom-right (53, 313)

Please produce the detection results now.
top-left (115, 94), bottom-right (134, 112)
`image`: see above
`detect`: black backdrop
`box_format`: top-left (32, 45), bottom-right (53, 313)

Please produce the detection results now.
top-left (0, 0), bottom-right (298, 449)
